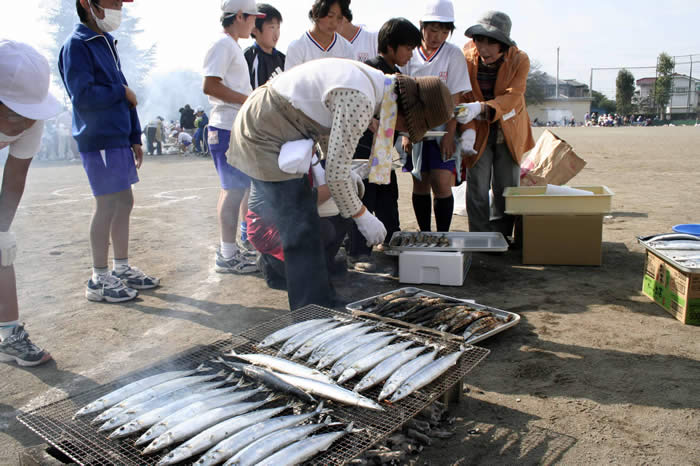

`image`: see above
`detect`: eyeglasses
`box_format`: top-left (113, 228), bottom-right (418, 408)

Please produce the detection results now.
top-left (473, 35), bottom-right (501, 46)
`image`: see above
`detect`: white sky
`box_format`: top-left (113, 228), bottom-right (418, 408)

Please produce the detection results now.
top-left (2, 0), bottom-right (699, 98)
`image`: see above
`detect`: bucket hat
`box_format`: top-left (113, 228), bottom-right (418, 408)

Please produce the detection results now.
top-left (0, 40), bottom-right (61, 121)
top-left (464, 11), bottom-right (516, 47)
top-left (396, 75), bottom-right (453, 143)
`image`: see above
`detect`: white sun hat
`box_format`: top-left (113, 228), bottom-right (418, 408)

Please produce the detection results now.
top-left (421, 0), bottom-right (455, 23)
top-left (221, 0), bottom-right (266, 17)
top-left (0, 39), bottom-right (61, 121)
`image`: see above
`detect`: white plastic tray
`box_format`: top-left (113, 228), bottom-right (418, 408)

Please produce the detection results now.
top-left (346, 287), bottom-right (520, 344)
top-left (504, 185), bottom-right (614, 215)
top-left (388, 232), bottom-right (509, 253)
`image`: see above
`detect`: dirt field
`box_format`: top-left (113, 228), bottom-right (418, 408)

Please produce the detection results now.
top-left (1, 126), bottom-right (699, 465)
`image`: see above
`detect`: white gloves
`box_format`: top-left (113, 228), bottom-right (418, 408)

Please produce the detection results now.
top-left (459, 129), bottom-right (477, 156)
top-left (350, 171), bottom-right (366, 199)
top-left (353, 210), bottom-right (387, 246)
top-left (310, 155), bottom-right (326, 187)
top-left (278, 139), bottom-right (314, 175)
top-left (0, 231), bottom-right (17, 267)
top-left (455, 102), bottom-right (483, 124)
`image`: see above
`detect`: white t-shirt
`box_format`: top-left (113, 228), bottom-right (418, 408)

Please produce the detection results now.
top-left (400, 42), bottom-right (471, 95)
top-left (348, 26), bottom-right (378, 63)
top-left (202, 33), bottom-right (253, 131)
top-left (284, 32), bottom-right (355, 71)
top-left (0, 121), bottom-right (45, 160)
top-left (271, 58), bottom-right (386, 128)
top-left (178, 132), bottom-right (192, 144)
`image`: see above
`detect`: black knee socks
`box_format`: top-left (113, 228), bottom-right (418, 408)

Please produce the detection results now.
top-left (434, 195), bottom-right (454, 232)
top-left (412, 193), bottom-right (432, 232)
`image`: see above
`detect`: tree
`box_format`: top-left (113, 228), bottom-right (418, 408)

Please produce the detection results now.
top-left (591, 90), bottom-right (616, 114)
top-left (655, 52), bottom-right (674, 116)
top-left (44, 0), bottom-right (156, 99)
top-left (525, 60), bottom-right (548, 105)
top-left (616, 69), bottom-right (635, 115)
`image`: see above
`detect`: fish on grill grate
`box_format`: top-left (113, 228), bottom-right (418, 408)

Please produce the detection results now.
top-left (74, 364), bottom-right (212, 418)
top-left (214, 357), bottom-right (317, 404)
top-left (354, 346), bottom-right (428, 392)
top-left (97, 376), bottom-right (237, 432)
top-left (329, 334), bottom-right (399, 379)
top-left (108, 383), bottom-right (245, 439)
top-left (389, 349), bottom-right (465, 402)
top-left (277, 320), bottom-right (343, 356)
top-left (155, 403), bottom-right (294, 465)
top-left (316, 331), bottom-right (395, 370)
top-left (337, 341), bottom-right (414, 384)
top-left (307, 325), bottom-right (377, 365)
top-left (92, 370), bottom-right (230, 426)
top-left (291, 322), bottom-right (368, 360)
top-left (135, 387), bottom-right (264, 446)
top-left (252, 422), bottom-right (354, 466)
top-left (378, 349), bottom-right (439, 401)
top-left (142, 394), bottom-right (277, 454)
top-left (257, 318), bottom-right (335, 348)
top-left (194, 402), bottom-right (328, 466)
top-left (224, 418), bottom-right (332, 466)
top-left (270, 371), bottom-right (384, 411)
top-left (225, 350), bottom-right (334, 384)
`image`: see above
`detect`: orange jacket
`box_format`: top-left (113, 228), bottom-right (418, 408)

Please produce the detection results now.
top-left (460, 41), bottom-right (535, 169)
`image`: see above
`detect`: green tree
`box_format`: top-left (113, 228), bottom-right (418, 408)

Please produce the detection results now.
top-left (45, 0), bottom-right (156, 99)
top-left (525, 60), bottom-right (548, 105)
top-left (655, 52), bottom-right (674, 115)
top-left (616, 69), bottom-right (636, 115)
top-left (591, 90), bottom-right (616, 114)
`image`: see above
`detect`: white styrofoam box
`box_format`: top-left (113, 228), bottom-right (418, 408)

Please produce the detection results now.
top-left (399, 251), bottom-right (472, 286)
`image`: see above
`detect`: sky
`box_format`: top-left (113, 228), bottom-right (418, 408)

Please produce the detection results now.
top-left (2, 0), bottom-right (699, 100)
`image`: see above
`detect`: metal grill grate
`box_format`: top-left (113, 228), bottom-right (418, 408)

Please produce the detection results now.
top-left (17, 305), bottom-right (490, 465)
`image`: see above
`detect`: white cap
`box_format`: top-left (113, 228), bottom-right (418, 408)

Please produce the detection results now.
top-left (0, 39), bottom-right (61, 120)
top-left (421, 0), bottom-right (455, 23)
top-left (196, 106), bottom-right (204, 113)
top-left (221, 0), bottom-right (266, 17)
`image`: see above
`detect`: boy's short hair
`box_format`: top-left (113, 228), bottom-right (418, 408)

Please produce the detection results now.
top-left (251, 3), bottom-right (283, 39)
top-left (420, 21), bottom-right (456, 35)
top-left (308, 0), bottom-right (351, 23)
top-left (221, 12), bottom-right (251, 28)
top-left (378, 18), bottom-right (423, 54)
top-left (76, 0), bottom-right (99, 23)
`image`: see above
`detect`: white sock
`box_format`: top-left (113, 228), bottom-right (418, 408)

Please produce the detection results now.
top-left (0, 320), bottom-right (19, 341)
top-left (220, 241), bottom-right (238, 259)
top-left (92, 267), bottom-right (109, 282)
top-left (113, 258), bottom-right (129, 272)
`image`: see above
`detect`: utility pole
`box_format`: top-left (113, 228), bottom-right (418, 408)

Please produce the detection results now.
top-left (687, 55), bottom-right (694, 117)
top-left (556, 47), bottom-right (560, 100)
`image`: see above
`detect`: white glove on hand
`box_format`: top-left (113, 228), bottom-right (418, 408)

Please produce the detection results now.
top-left (0, 231), bottom-right (17, 267)
top-left (353, 210), bottom-right (387, 246)
top-left (352, 161), bottom-right (371, 180)
top-left (350, 171), bottom-right (366, 199)
top-left (460, 129), bottom-right (477, 156)
top-left (455, 102), bottom-right (483, 124)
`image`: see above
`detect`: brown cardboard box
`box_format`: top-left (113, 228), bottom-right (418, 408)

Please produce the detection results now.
top-left (522, 215), bottom-right (603, 266)
top-left (641, 251), bottom-right (700, 325)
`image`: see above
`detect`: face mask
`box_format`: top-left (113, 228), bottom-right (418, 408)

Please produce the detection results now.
top-left (90, 1), bottom-right (122, 32)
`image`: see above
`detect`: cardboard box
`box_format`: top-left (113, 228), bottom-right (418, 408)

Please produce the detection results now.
top-left (642, 251), bottom-right (700, 325)
top-left (399, 251), bottom-right (472, 286)
top-left (522, 215), bottom-right (603, 266)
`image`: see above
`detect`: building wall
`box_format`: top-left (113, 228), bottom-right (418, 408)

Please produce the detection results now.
top-left (527, 99), bottom-right (592, 124)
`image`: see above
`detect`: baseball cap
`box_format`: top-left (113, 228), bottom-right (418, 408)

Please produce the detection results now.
top-left (221, 0), bottom-right (266, 17)
top-left (421, 0), bottom-right (455, 23)
top-left (0, 40), bottom-right (61, 121)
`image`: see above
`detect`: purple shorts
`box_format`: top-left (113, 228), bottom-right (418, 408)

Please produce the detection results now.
top-left (403, 140), bottom-right (457, 174)
top-left (208, 126), bottom-right (251, 191)
top-left (80, 147), bottom-right (139, 196)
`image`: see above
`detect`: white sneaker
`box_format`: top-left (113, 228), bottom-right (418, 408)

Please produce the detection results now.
top-left (86, 274), bottom-right (138, 303)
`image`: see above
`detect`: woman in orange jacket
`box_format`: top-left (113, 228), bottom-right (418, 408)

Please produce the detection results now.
top-left (456, 11), bottom-right (535, 238)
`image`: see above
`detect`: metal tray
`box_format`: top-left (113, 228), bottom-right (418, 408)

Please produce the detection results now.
top-left (346, 287), bottom-right (520, 344)
top-left (637, 235), bottom-right (700, 273)
top-left (388, 232), bottom-right (509, 253)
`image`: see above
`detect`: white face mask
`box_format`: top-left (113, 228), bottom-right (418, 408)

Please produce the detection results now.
top-left (90, 1), bottom-right (122, 32)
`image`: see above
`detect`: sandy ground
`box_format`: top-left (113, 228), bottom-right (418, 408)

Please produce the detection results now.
top-left (0, 127), bottom-right (699, 465)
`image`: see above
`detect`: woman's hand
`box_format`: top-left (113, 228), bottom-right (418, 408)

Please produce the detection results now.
top-left (124, 86), bottom-right (138, 108)
top-left (401, 135), bottom-right (412, 154)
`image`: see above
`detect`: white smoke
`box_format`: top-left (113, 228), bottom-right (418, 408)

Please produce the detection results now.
top-left (138, 69), bottom-right (212, 126)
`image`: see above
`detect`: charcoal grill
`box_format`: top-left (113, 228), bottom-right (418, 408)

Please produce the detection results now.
top-left (17, 305), bottom-right (489, 465)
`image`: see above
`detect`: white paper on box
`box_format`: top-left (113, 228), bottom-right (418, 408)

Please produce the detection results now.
top-left (545, 185), bottom-right (594, 196)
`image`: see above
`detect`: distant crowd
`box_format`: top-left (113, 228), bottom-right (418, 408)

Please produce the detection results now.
top-left (584, 112), bottom-right (653, 127)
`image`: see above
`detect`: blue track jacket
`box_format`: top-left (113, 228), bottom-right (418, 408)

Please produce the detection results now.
top-left (59, 24), bottom-right (142, 153)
